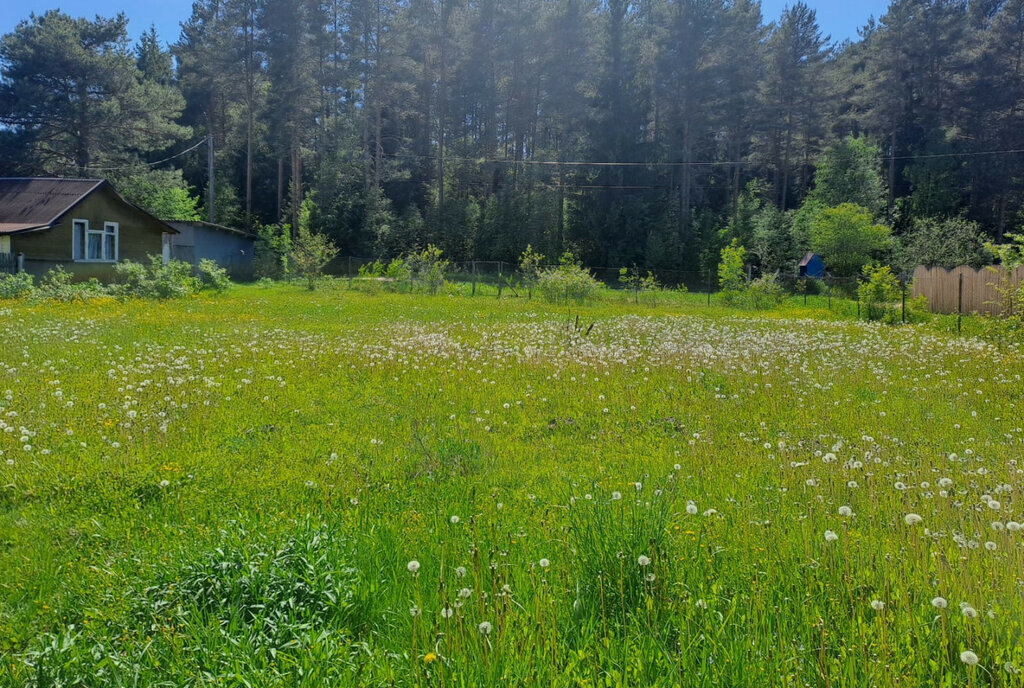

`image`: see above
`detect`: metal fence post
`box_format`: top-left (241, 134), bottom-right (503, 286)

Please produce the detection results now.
top-left (472, 260), bottom-right (477, 296)
top-left (497, 261), bottom-right (503, 299)
top-left (17, 253), bottom-right (25, 273)
top-left (957, 272), bottom-right (963, 334)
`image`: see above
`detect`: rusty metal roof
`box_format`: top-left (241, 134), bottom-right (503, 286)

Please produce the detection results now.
top-left (0, 178), bottom-right (105, 235)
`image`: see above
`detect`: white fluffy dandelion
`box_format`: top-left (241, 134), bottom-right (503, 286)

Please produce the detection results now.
top-left (407, 560), bottom-right (421, 574)
top-left (931, 597), bottom-right (948, 609)
top-left (824, 530), bottom-right (839, 542)
top-left (478, 621), bottom-right (492, 635)
top-left (870, 600), bottom-right (885, 611)
top-left (960, 650), bottom-right (979, 666)
top-left (904, 513), bottom-right (923, 526)
top-left (838, 506), bottom-right (854, 517)
top-left (686, 502), bottom-right (699, 515)
top-left (637, 555), bottom-right (651, 567)
top-left (538, 558), bottom-right (550, 568)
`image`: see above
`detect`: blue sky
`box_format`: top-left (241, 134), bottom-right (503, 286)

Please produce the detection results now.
top-left (1, 1), bottom-right (891, 45)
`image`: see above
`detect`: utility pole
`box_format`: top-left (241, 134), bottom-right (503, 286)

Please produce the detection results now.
top-left (208, 133), bottom-right (216, 224)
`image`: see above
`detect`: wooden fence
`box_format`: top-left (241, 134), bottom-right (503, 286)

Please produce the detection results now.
top-left (912, 265), bottom-right (1024, 315)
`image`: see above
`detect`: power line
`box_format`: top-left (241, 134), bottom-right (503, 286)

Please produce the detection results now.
top-left (83, 138), bottom-right (209, 173)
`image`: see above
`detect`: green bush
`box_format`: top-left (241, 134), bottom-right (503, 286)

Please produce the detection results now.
top-left (618, 264), bottom-right (661, 304)
top-left (405, 244), bottom-right (449, 294)
top-left (858, 264), bottom-right (901, 322)
top-left (718, 239), bottom-right (747, 303)
top-left (519, 245), bottom-right (546, 299)
top-left (358, 258), bottom-right (412, 292)
top-left (198, 258), bottom-right (231, 292)
top-left (743, 273), bottom-right (787, 309)
top-left (36, 267), bottom-right (107, 303)
top-left (112, 257), bottom-right (201, 299)
top-left (0, 271), bottom-right (34, 299)
top-left (537, 252), bottom-right (602, 304)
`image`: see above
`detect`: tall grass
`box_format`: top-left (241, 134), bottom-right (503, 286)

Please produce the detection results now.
top-left (0, 284), bottom-right (1021, 686)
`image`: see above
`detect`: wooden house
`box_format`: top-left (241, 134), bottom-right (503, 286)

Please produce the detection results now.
top-left (0, 178), bottom-right (177, 279)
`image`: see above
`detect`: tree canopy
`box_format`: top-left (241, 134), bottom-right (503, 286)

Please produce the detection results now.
top-left (2, 0), bottom-right (1023, 274)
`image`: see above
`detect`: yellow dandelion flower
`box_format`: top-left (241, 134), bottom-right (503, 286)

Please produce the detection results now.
top-left (424, 652), bottom-right (438, 664)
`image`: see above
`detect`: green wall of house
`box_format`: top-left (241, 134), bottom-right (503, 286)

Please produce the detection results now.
top-left (10, 185), bottom-right (170, 280)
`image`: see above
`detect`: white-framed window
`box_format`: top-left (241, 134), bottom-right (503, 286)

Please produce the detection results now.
top-left (72, 219), bottom-right (118, 262)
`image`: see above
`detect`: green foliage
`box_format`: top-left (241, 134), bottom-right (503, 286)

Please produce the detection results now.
top-left (752, 204), bottom-right (795, 274)
top-left (0, 271), bottom-right (33, 299)
top-left (35, 266), bottom-right (107, 302)
top-left (0, 10), bottom-right (190, 174)
top-left (896, 217), bottom-right (993, 273)
top-left (405, 244), bottom-right (450, 294)
top-left (519, 245), bottom-right (546, 299)
top-left (536, 252), bottom-right (602, 304)
top-left (717, 239), bottom-right (747, 303)
top-left (858, 264), bottom-right (901, 322)
top-left (112, 168), bottom-right (202, 221)
top-left (806, 137), bottom-right (887, 218)
top-left (2, 287), bottom-right (1024, 685)
top-left (810, 204), bottom-right (892, 277)
top-left (290, 198), bottom-right (340, 291)
top-left (618, 264), bottom-right (661, 304)
top-left (983, 233), bottom-right (1024, 337)
top-left (357, 258), bottom-right (412, 292)
top-left (197, 258), bottom-right (230, 293)
top-left (567, 484), bottom-right (672, 619)
top-left (254, 223), bottom-right (292, 280)
top-left (743, 273), bottom-right (787, 310)
top-left (112, 256), bottom-right (201, 299)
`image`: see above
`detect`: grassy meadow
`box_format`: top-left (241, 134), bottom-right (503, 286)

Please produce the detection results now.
top-left (0, 284), bottom-right (1022, 686)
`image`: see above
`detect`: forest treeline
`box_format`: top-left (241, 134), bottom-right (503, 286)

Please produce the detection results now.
top-left (1, 0), bottom-right (1023, 275)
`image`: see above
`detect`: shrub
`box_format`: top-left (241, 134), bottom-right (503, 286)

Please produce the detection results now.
top-left (406, 244), bottom-right (449, 294)
top-left (290, 227), bottom-right (340, 290)
top-left (519, 245), bottom-right (545, 299)
top-left (537, 252), bottom-right (602, 304)
top-left (0, 271), bottom-right (34, 299)
top-left (743, 273), bottom-right (787, 309)
top-left (112, 257), bottom-right (201, 299)
top-left (254, 223), bottom-right (292, 279)
top-left (718, 239), bottom-right (747, 303)
top-left (197, 259), bottom-right (231, 293)
top-left (858, 264), bottom-right (901, 322)
top-left (809, 203), bottom-right (892, 277)
top-left (358, 258), bottom-right (411, 292)
top-left (36, 267), bottom-right (107, 303)
top-left (618, 264), bottom-right (661, 304)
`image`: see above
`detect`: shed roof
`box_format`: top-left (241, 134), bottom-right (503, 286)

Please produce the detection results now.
top-left (799, 252), bottom-right (820, 267)
top-left (165, 220), bottom-right (256, 238)
top-left (0, 178), bottom-right (105, 234)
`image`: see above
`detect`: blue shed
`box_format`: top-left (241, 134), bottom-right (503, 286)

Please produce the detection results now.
top-left (167, 220), bottom-right (255, 279)
top-left (799, 252), bottom-right (825, 279)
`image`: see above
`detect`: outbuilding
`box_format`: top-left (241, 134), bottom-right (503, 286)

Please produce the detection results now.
top-left (0, 177), bottom-right (176, 279)
top-left (799, 252), bottom-right (825, 279)
top-left (166, 220), bottom-right (256, 279)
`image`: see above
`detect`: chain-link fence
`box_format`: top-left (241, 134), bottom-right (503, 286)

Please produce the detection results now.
top-left (324, 255), bottom-right (1024, 332)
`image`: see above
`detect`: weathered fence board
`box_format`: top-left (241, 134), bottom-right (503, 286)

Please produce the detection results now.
top-left (912, 265), bottom-right (1024, 315)
top-left (0, 252), bottom-right (16, 274)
